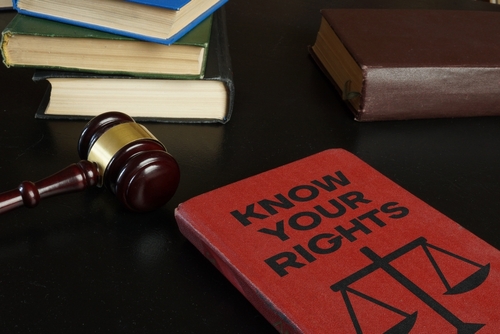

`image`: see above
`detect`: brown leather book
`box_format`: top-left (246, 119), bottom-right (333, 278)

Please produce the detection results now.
top-left (310, 9), bottom-right (500, 121)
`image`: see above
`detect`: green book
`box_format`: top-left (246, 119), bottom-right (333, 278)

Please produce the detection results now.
top-left (1, 14), bottom-right (212, 78)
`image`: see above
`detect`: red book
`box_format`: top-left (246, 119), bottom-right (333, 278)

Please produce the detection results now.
top-left (175, 149), bottom-right (500, 333)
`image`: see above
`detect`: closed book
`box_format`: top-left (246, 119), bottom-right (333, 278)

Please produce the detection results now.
top-left (34, 8), bottom-right (234, 124)
top-left (175, 149), bottom-right (500, 333)
top-left (310, 9), bottom-right (500, 121)
top-left (126, 0), bottom-right (190, 11)
top-left (1, 14), bottom-right (212, 79)
top-left (13, 0), bottom-right (227, 45)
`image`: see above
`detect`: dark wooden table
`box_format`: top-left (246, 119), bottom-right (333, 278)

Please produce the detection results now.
top-left (1, 0), bottom-right (500, 332)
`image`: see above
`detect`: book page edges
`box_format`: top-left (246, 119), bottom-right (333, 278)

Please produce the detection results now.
top-left (310, 17), bottom-right (363, 113)
top-left (3, 34), bottom-right (205, 77)
top-left (42, 78), bottom-right (228, 121)
top-left (0, 30), bottom-right (12, 67)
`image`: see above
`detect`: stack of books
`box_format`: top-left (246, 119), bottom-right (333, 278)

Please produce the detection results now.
top-left (1, 0), bottom-right (234, 123)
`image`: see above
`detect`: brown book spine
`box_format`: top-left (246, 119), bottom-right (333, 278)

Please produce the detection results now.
top-left (360, 67), bottom-right (500, 121)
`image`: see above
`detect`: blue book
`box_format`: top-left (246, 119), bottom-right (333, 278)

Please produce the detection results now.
top-left (13, 0), bottom-right (228, 45)
top-left (126, 0), bottom-right (190, 11)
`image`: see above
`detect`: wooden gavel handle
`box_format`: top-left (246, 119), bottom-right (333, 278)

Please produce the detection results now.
top-left (0, 160), bottom-right (99, 214)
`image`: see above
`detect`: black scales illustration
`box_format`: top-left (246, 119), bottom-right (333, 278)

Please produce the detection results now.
top-left (331, 237), bottom-right (490, 334)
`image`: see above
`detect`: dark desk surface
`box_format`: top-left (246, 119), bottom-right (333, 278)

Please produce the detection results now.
top-left (2, 0), bottom-right (500, 332)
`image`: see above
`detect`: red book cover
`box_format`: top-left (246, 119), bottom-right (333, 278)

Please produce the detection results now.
top-left (174, 149), bottom-right (500, 333)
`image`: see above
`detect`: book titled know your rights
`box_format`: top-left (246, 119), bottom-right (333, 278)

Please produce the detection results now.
top-left (175, 149), bottom-right (500, 333)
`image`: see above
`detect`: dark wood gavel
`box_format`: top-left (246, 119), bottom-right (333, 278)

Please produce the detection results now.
top-left (0, 112), bottom-right (180, 214)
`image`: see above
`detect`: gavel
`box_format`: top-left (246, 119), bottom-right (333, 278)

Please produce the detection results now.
top-left (0, 112), bottom-right (180, 214)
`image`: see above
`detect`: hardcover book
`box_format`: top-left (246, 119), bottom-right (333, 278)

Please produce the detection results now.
top-left (33, 8), bottom-right (234, 124)
top-left (310, 9), bottom-right (500, 121)
top-left (175, 149), bottom-right (500, 333)
top-left (12, 0), bottom-right (227, 45)
top-left (1, 14), bottom-right (212, 79)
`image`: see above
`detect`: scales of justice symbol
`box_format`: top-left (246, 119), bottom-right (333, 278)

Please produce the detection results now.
top-left (330, 237), bottom-right (490, 334)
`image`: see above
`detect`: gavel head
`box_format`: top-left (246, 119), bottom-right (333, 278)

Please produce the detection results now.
top-left (77, 112), bottom-right (180, 212)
